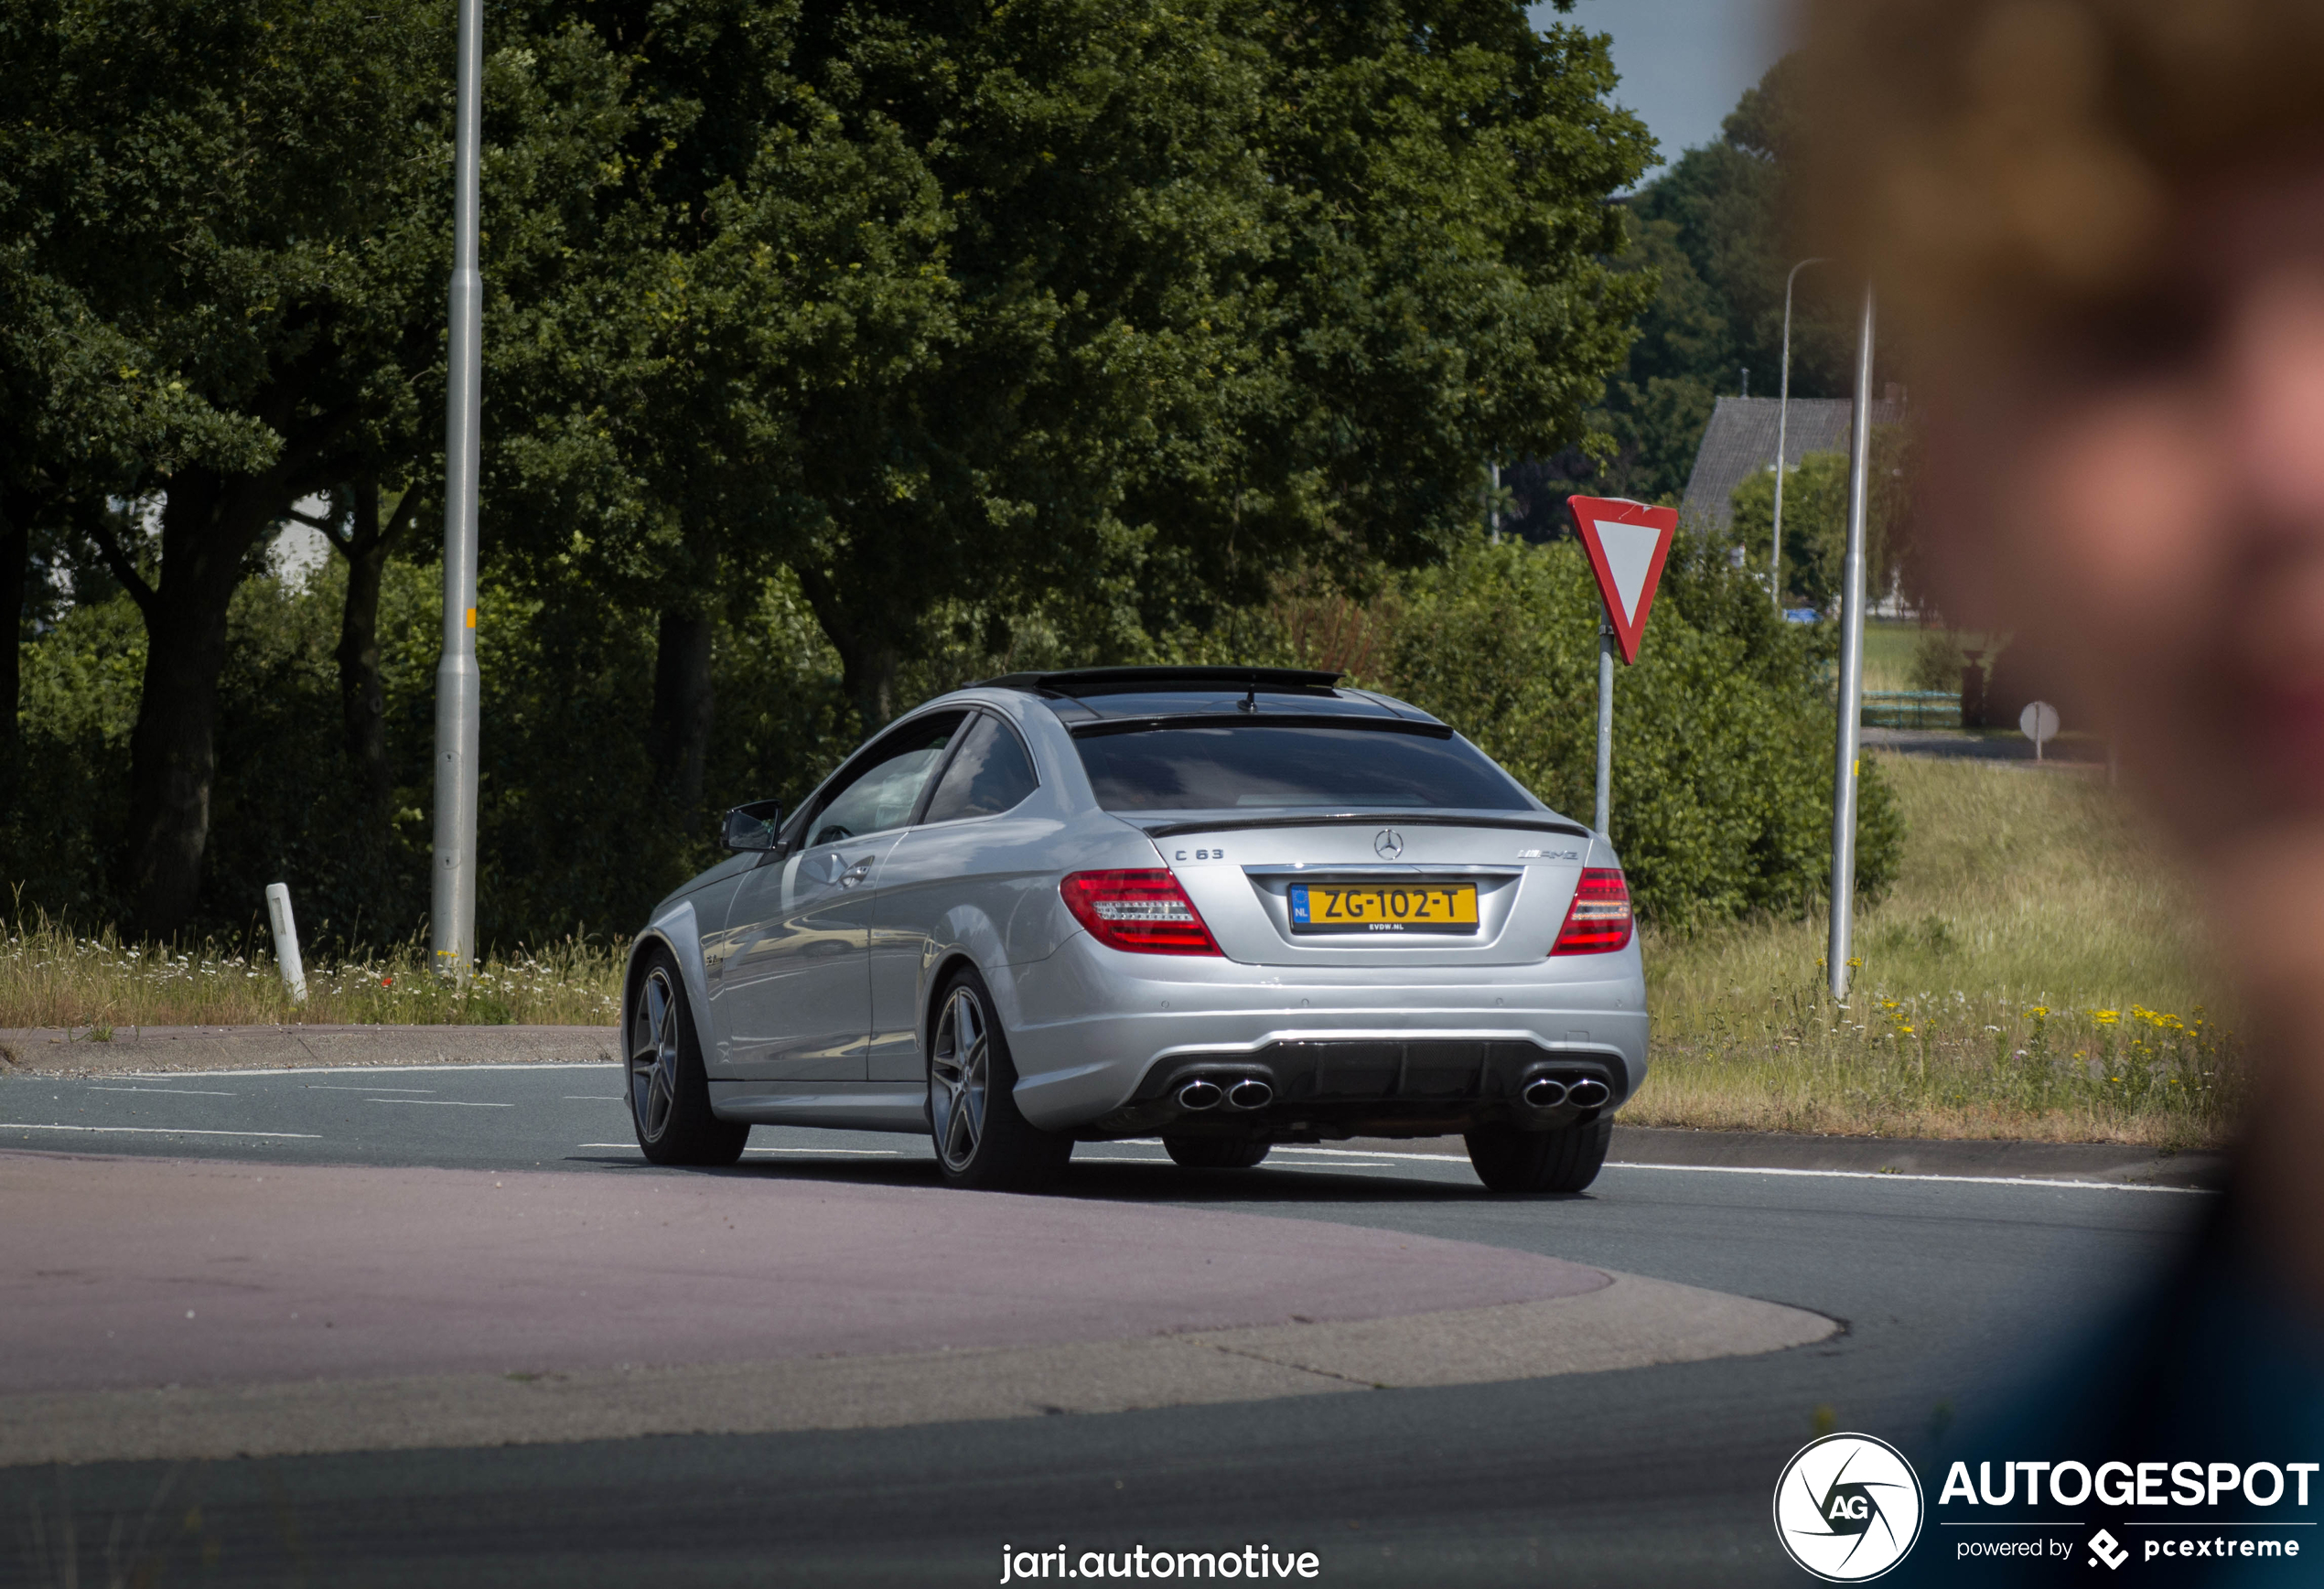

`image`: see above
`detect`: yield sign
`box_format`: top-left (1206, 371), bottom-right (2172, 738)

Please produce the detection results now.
top-left (1567, 495), bottom-right (1678, 665)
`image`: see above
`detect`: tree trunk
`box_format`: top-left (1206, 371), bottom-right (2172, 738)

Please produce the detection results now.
top-left (122, 473), bottom-right (285, 941)
top-left (792, 562), bottom-right (902, 734)
top-left (647, 606), bottom-right (715, 820)
top-left (335, 480), bottom-right (396, 812)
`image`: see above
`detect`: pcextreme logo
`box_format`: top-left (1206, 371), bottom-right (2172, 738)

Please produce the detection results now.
top-left (1775, 1433), bottom-right (1927, 1582)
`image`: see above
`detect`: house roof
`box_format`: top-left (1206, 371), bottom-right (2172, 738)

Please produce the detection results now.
top-left (1680, 394), bottom-right (1906, 532)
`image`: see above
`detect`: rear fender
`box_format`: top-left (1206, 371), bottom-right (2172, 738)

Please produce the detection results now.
top-left (920, 905), bottom-right (1022, 1072)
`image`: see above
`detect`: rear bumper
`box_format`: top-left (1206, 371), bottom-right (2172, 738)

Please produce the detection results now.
top-left (1002, 929), bottom-right (1649, 1134)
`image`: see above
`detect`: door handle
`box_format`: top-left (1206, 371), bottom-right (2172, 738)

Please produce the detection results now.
top-left (839, 858), bottom-right (875, 888)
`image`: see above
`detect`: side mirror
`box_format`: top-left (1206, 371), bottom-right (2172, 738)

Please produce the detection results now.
top-left (721, 799), bottom-right (783, 853)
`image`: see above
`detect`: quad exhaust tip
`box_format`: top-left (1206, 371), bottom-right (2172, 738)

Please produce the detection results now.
top-left (1522, 1074), bottom-right (1612, 1110)
top-left (1522, 1076), bottom-right (1569, 1109)
top-left (1224, 1078), bottom-right (1273, 1111)
top-left (1178, 1079), bottom-right (1224, 1111)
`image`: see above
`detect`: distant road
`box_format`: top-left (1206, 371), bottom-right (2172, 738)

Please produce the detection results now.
top-left (1, 1063), bottom-right (2206, 1586)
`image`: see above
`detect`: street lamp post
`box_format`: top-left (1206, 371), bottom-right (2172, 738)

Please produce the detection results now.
top-left (1771, 257), bottom-right (1829, 609)
top-left (1828, 285), bottom-right (1876, 1001)
top-left (431, 0), bottom-right (483, 978)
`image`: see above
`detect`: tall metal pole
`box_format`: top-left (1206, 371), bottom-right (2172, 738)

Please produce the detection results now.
top-left (431, 0), bottom-right (484, 978)
top-left (1593, 623), bottom-right (1614, 836)
top-left (1826, 285), bottom-right (1876, 1000)
top-left (1771, 258), bottom-right (1827, 609)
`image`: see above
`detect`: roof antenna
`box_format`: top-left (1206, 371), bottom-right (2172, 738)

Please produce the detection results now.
top-left (1240, 684), bottom-right (1258, 713)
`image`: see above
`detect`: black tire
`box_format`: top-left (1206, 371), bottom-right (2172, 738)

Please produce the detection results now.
top-left (1163, 1136), bottom-right (1272, 1169)
top-left (1464, 1117), bottom-right (1613, 1194)
top-left (928, 967), bottom-right (1073, 1191)
top-left (627, 949), bottom-right (748, 1166)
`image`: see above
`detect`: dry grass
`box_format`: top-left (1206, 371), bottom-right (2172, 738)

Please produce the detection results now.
top-left (0, 914), bottom-right (622, 1030)
top-left (1635, 757), bottom-right (2240, 1147)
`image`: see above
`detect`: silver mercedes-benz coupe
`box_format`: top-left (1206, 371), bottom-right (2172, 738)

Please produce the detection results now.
top-left (622, 666), bottom-right (1646, 1193)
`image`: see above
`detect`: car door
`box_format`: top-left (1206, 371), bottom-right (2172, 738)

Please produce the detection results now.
top-left (714, 713), bottom-right (967, 1082)
top-left (866, 711), bottom-right (1049, 1082)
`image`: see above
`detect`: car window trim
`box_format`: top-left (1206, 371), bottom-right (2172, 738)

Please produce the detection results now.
top-left (911, 709), bottom-right (1042, 828)
top-left (904, 710), bottom-right (981, 828)
top-left (786, 707), bottom-right (973, 852)
top-left (1068, 713), bottom-right (1455, 741)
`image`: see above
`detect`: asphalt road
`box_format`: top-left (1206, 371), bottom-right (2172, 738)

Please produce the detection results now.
top-left (2, 1064), bottom-right (2210, 1587)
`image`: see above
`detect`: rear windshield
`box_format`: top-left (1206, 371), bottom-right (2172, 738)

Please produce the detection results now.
top-left (1073, 725), bottom-right (1534, 811)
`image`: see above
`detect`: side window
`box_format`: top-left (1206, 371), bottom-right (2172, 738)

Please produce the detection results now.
top-left (806, 714), bottom-right (966, 848)
top-left (920, 713), bottom-right (1040, 824)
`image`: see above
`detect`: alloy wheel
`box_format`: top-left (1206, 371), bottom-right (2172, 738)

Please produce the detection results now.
top-left (931, 984), bottom-right (990, 1173)
top-left (629, 966), bottom-right (681, 1143)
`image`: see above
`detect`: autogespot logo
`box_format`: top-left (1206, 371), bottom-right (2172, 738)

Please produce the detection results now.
top-left (1774, 1433), bottom-right (1926, 1583)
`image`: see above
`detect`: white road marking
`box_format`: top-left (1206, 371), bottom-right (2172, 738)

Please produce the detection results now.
top-left (306, 1084), bottom-right (434, 1093)
top-left (365, 1099), bottom-right (511, 1109)
top-left (562, 1096), bottom-right (622, 1101)
top-left (743, 1146), bottom-right (906, 1156)
top-left (99, 1062), bottom-right (614, 1079)
top-left (1271, 1144), bottom-right (1468, 1163)
top-left (0, 1123), bottom-right (320, 1138)
top-left (87, 1086), bottom-right (238, 1097)
top-left (1600, 1161), bottom-right (2213, 1194)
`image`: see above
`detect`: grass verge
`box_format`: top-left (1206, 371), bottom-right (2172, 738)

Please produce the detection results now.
top-left (1637, 757), bottom-right (2238, 1148)
top-left (0, 916), bottom-right (622, 1030)
top-left (0, 758), bottom-right (2238, 1145)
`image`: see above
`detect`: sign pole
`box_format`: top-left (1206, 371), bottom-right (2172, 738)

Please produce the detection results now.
top-left (1827, 285), bottom-right (1876, 1001)
top-left (431, 0), bottom-right (483, 979)
top-left (1594, 620), bottom-right (1614, 835)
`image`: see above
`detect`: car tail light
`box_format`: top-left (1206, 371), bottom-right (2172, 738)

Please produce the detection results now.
top-left (1551, 868), bottom-right (1632, 955)
top-left (1060, 869), bottom-right (1221, 956)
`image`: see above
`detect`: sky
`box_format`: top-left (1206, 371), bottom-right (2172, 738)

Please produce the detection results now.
top-left (1534, 0), bottom-right (1792, 178)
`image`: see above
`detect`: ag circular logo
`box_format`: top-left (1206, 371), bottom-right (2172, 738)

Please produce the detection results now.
top-left (1773, 1433), bottom-right (1924, 1582)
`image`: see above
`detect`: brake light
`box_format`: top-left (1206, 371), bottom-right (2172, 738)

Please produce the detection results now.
top-left (1061, 869), bottom-right (1221, 955)
top-left (1551, 868), bottom-right (1632, 955)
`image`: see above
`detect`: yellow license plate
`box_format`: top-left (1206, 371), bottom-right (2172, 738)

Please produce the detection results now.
top-left (1288, 882), bottom-right (1479, 935)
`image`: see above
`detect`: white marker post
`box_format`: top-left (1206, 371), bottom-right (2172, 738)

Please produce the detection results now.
top-left (1566, 497), bottom-right (1680, 841)
top-left (264, 883), bottom-right (307, 1004)
top-left (2020, 700), bottom-right (2059, 762)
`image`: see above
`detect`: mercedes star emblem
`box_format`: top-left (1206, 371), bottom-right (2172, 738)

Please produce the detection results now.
top-left (1374, 829), bottom-right (1404, 860)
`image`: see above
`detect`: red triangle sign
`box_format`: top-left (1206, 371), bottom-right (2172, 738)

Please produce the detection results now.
top-left (1567, 496), bottom-right (1678, 665)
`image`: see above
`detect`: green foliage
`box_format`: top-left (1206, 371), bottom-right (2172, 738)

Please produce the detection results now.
top-left (1909, 628), bottom-right (1968, 693)
top-left (1374, 535), bottom-right (1900, 927)
top-left (1541, 51), bottom-right (1888, 513)
top-left (3, 0), bottom-right (1855, 948)
top-left (1725, 424), bottom-right (1919, 610)
top-left (5, 553), bottom-right (862, 950)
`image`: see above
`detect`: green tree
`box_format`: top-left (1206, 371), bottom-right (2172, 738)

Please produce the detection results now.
top-left (1539, 50), bottom-right (1883, 514)
top-left (1379, 533), bottom-right (1900, 925)
top-left (1727, 424), bottom-right (1919, 611)
top-left (0, 0), bottom-right (631, 937)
